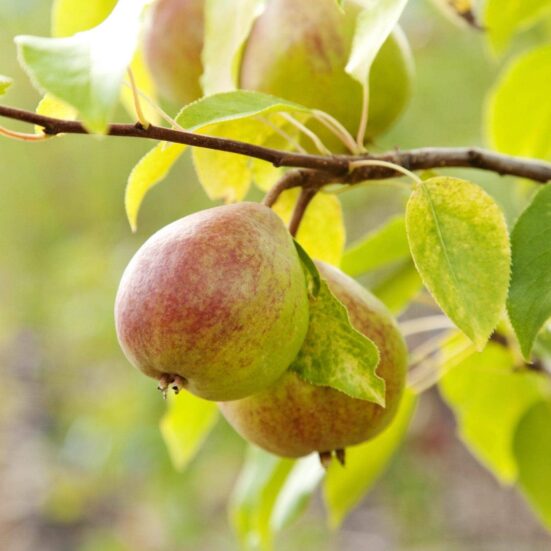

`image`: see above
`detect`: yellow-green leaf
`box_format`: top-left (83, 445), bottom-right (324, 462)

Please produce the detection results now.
top-left (126, 143), bottom-right (186, 232)
top-left (487, 45), bottom-right (551, 160)
top-left (125, 91), bottom-right (311, 230)
top-left (17, 0), bottom-right (148, 133)
top-left (202, 0), bottom-right (265, 95)
top-left (514, 400), bottom-right (551, 530)
top-left (439, 342), bottom-right (549, 483)
top-left (159, 391), bottom-right (218, 471)
top-left (323, 389), bottom-right (416, 528)
top-left (272, 190), bottom-right (345, 266)
top-left (484, 0), bottom-right (551, 54)
top-left (371, 260), bottom-right (423, 315)
top-left (341, 215), bottom-right (410, 276)
top-left (406, 176), bottom-right (511, 350)
top-left (51, 0), bottom-right (116, 36)
top-left (0, 75), bottom-right (13, 95)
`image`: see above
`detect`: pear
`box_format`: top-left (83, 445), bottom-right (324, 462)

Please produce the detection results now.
top-left (219, 261), bottom-right (408, 457)
top-left (115, 203), bottom-right (309, 401)
top-left (143, 0), bottom-right (204, 106)
top-left (239, 0), bottom-right (413, 145)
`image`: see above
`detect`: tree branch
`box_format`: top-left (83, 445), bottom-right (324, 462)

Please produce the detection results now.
top-left (2, 104), bottom-right (551, 186)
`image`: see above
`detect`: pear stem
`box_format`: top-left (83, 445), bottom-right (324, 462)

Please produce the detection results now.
top-left (127, 69), bottom-right (150, 130)
top-left (289, 188), bottom-right (316, 237)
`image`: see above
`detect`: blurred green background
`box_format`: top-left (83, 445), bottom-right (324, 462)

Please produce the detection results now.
top-left (1, 1), bottom-right (550, 550)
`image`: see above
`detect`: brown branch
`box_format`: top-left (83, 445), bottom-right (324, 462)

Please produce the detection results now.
top-left (2, 104), bottom-right (551, 186)
top-left (289, 188), bottom-right (317, 237)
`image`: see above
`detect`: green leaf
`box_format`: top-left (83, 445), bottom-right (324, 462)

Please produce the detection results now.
top-left (270, 455), bottom-right (324, 533)
top-left (51, 0), bottom-right (160, 126)
top-left (125, 143), bottom-right (186, 232)
top-left (371, 260), bottom-right (423, 315)
top-left (487, 45), bottom-right (551, 160)
top-left (514, 400), bottom-right (551, 530)
top-left (51, 0), bottom-right (116, 36)
top-left (346, 0), bottom-right (408, 85)
top-left (16, 0), bottom-right (148, 133)
top-left (507, 184), bottom-right (551, 358)
top-left (202, 0), bottom-right (265, 95)
top-left (124, 91), bottom-right (311, 229)
top-left (439, 342), bottom-right (549, 483)
top-left (159, 391), bottom-right (218, 471)
top-left (272, 189), bottom-right (345, 266)
top-left (406, 176), bottom-right (511, 350)
top-left (0, 75), bottom-right (13, 95)
top-left (484, 0), bottom-right (551, 53)
top-left (323, 389), bottom-right (416, 528)
top-left (175, 90), bottom-right (310, 131)
top-left (341, 215), bottom-right (410, 277)
top-left (293, 240), bottom-right (322, 298)
top-left (230, 446), bottom-right (294, 551)
top-left (290, 276), bottom-right (384, 405)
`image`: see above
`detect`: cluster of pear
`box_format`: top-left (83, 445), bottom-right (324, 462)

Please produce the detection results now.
top-left (143, 0), bottom-right (413, 147)
top-left (115, 204), bottom-right (408, 460)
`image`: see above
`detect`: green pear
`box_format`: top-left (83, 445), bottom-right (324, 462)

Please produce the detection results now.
top-left (143, 0), bottom-right (204, 106)
top-left (115, 202), bottom-right (309, 401)
top-left (239, 0), bottom-right (413, 145)
top-left (219, 261), bottom-right (408, 457)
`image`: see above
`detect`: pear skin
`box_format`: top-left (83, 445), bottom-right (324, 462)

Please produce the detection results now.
top-left (239, 0), bottom-right (413, 146)
top-left (219, 261), bottom-right (408, 456)
top-left (143, 0), bottom-right (204, 106)
top-left (115, 203), bottom-right (309, 401)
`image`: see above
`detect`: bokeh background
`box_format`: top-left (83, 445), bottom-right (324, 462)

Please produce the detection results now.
top-left (1, 1), bottom-right (550, 550)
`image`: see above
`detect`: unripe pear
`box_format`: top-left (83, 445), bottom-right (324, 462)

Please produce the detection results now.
top-left (115, 203), bottom-right (309, 401)
top-left (239, 0), bottom-right (413, 144)
top-left (143, 0), bottom-right (204, 106)
top-left (219, 261), bottom-right (408, 457)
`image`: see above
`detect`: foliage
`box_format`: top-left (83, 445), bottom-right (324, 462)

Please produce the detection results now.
top-left (2, 0), bottom-right (551, 549)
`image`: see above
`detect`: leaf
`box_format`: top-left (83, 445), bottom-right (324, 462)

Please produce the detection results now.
top-left (270, 455), bottom-right (324, 533)
top-left (230, 448), bottom-right (324, 550)
top-left (341, 216), bottom-right (410, 277)
top-left (175, 90), bottom-right (310, 131)
top-left (16, 0), bottom-right (149, 133)
top-left (484, 0), bottom-right (551, 53)
top-left (487, 45), bottom-right (551, 160)
top-left (406, 176), bottom-right (511, 350)
top-left (230, 446), bottom-right (294, 551)
top-left (126, 143), bottom-right (186, 232)
top-left (323, 389), bottom-right (416, 528)
top-left (51, 0), bottom-right (117, 36)
top-left (159, 391), bottom-right (218, 471)
top-left (52, 0), bottom-right (159, 125)
top-left (201, 0), bottom-right (265, 95)
top-left (371, 260), bottom-right (423, 315)
top-left (0, 75), bottom-right (13, 95)
top-left (272, 189), bottom-right (345, 266)
top-left (125, 91), bottom-right (311, 230)
top-left (439, 342), bottom-right (549, 483)
top-left (345, 0), bottom-right (408, 86)
top-left (514, 400), bottom-right (551, 530)
top-left (192, 118), bottom-right (274, 202)
top-left (294, 240), bottom-right (321, 298)
top-left (290, 276), bottom-right (384, 405)
top-left (507, 184), bottom-right (551, 358)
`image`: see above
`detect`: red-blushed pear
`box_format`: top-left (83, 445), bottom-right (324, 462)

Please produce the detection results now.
top-left (239, 0), bottom-right (413, 146)
top-left (114, 203), bottom-right (309, 401)
top-left (143, 0), bottom-right (204, 106)
top-left (219, 261), bottom-right (408, 458)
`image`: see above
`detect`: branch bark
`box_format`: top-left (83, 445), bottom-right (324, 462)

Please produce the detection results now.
top-left (2, 104), bottom-right (551, 186)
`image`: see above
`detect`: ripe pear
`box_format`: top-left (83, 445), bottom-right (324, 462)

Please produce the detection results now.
top-left (219, 261), bottom-right (408, 457)
top-left (239, 0), bottom-right (413, 145)
top-left (115, 202), bottom-right (309, 401)
top-left (143, 0), bottom-right (204, 106)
